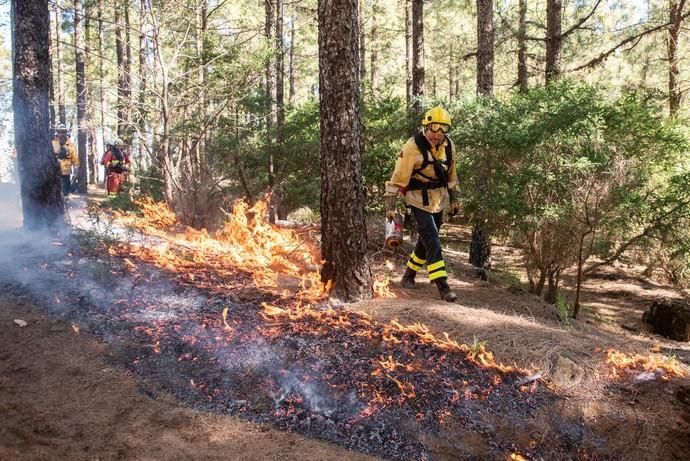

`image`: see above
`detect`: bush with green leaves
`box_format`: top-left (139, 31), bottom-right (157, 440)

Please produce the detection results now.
top-left (452, 81), bottom-right (690, 306)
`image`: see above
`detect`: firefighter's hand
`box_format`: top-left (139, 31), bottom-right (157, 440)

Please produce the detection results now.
top-left (448, 189), bottom-right (460, 216)
top-left (384, 196), bottom-right (397, 221)
top-left (449, 202), bottom-right (460, 217)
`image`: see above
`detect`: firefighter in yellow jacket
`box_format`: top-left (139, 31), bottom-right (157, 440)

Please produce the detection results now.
top-left (384, 106), bottom-right (460, 302)
top-left (52, 124), bottom-right (79, 196)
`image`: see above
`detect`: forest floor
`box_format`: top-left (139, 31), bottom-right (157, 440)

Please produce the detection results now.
top-left (0, 186), bottom-right (689, 460)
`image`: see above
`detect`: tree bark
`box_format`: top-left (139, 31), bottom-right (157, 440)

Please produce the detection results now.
top-left (97, 0), bottom-right (106, 183)
top-left (54, 1), bottom-right (65, 125)
top-left (668, 0), bottom-right (685, 115)
top-left (318, 0), bottom-right (372, 302)
top-left (470, 0), bottom-right (494, 274)
top-left (517, 0), bottom-right (528, 90)
top-left (84, 4), bottom-right (97, 185)
top-left (147, 3), bottom-right (175, 206)
top-left (476, 0), bottom-right (494, 96)
top-left (369, 0), bottom-right (379, 89)
top-left (411, 0), bottom-right (424, 115)
top-left (47, 3), bottom-right (55, 129)
top-left (545, 0), bottom-right (562, 82)
top-left (116, 0), bottom-right (132, 141)
top-left (288, 16), bottom-right (295, 105)
top-left (235, 105), bottom-right (253, 204)
top-left (138, 0), bottom-right (149, 168)
top-left (74, 0), bottom-right (88, 193)
top-left (448, 43), bottom-right (454, 99)
top-left (359, 0), bottom-right (366, 84)
top-left (12, 0), bottom-right (65, 229)
top-left (265, 0), bottom-right (276, 222)
top-left (545, 267), bottom-right (561, 304)
top-left (275, 0), bottom-right (286, 219)
top-left (405, 0), bottom-right (412, 111)
top-left (276, 0), bottom-right (284, 129)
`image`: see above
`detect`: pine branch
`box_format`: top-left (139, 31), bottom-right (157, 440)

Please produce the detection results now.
top-left (561, 0), bottom-right (604, 39)
top-left (569, 19), bottom-right (681, 72)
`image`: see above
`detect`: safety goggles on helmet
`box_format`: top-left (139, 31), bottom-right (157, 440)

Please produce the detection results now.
top-left (427, 122), bottom-right (450, 134)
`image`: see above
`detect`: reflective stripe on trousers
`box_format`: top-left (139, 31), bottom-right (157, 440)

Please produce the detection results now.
top-left (406, 206), bottom-right (448, 281)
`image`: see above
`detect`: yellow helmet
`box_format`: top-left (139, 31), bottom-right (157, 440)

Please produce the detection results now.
top-left (421, 106), bottom-right (451, 127)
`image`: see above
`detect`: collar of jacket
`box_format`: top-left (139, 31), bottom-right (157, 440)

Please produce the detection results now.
top-left (416, 130), bottom-right (448, 157)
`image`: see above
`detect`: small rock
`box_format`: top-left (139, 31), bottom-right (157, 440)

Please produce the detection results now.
top-left (551, 355), bottom-right (584, 387)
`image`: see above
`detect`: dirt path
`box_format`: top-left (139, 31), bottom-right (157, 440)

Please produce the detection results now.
top-left (0, 298), bottom-right (377, 461)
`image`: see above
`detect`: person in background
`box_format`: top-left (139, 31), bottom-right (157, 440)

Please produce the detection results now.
top-left (101, 138), bottom-right (130, 195)
top-left (384, 106), bottom-right (460, 302)
top-left (52, 124), bottom-right (79, 196)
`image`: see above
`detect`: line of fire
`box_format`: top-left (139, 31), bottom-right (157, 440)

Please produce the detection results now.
top-left (1, 197), bottom-right (684, 461)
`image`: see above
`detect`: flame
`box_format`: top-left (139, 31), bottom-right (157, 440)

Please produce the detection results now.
top-left (135, 197), bottom-right (177, 229)
top-left (99, 197), bottom-right (538, 422)
top-left (604, 348), bottom-right (685, 379)
top-left (373, 276), bottom-right (396, 298)
top-left (114, 198), bottom-right (327, 300)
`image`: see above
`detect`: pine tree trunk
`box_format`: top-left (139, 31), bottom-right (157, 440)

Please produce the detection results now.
top-left (138, 0), bottom-right (148, 168)
top-left (573, 232), bottom-right (587, 319)
top-left (265, 0), bottom-right (276, 222)
top-left (97, 0), bottom-right (106, 184)
top-left (448, 43), bottom-right (454, 99)
top-left (84, 5), bottom-right (96, 185)
top-left (545, 0), bottom-right (562, 82)
top-left (54, 1), bottom-right (66, 125)
top-left (411, 0), bottom-right (424, 115)
top-left (234, 105), bottom-right (253, 204)
top-left (116, 0), bottom-right (132, 141)
top-left (405, 0), bottom-right (412, 111)
top-left (667, 0), bottom-right (684, 115)
top-left (275, 0), bottom-right (286, 219)
top-left (288, 17), bottom-right (295, 105)
top-left (545, 267), bottom-right (560, 304)
top-left (148, 7), bottom-right (175, 208)
top-left (318, 0), bottom-right (372, 302)
top-left (359, 0), bottom-right (366, 84)
top-left (276, 0), bottom-right (284, 128)
top-left (476, 0), bottom-right (494, 96)
top-left (124, 0), bottom-right (132, 140)
top-left (74, 0), bottom-right (87, 193)
top-left (13, 0), bottom-right (65, 229)
top-left (369, 0), bottom-right (379, 89)
top-left (517, 0), bottom-right (528, 90)
top-left (470, 0), bottom-right (494, 274)
top-left (48, 7), bottom-right (55, 129)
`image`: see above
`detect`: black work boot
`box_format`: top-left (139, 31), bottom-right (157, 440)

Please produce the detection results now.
top-left (400, 268), bottom-right (418, 289)
top-left (435, 279), bottom-right (457, 302)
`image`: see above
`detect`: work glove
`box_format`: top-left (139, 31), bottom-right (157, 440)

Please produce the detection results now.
top-left (448, 189), bottom-right (460, 217)
top-left (385, 195), bottom-right (397, 221)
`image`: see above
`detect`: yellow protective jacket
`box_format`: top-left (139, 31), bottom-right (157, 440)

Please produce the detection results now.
top-left (385, 131), bottom-right (458, 214)
top-left (52, 139), bottom-right (79, 176)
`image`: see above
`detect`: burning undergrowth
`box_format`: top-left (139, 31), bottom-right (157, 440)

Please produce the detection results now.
top-left (0, 201), bottom-right (608, 460)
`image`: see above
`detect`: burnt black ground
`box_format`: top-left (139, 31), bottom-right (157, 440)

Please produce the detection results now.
top-left (0, 228), bottom-right (607, 460)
